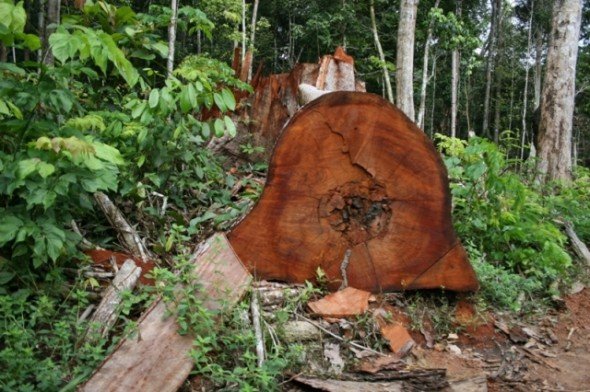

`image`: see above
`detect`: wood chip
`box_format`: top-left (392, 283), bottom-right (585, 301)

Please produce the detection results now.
top-left (308, 287), bottom-right (371, 318)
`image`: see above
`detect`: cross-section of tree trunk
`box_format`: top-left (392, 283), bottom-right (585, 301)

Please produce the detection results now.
top-left (228, 92), bottom-right (478, 292)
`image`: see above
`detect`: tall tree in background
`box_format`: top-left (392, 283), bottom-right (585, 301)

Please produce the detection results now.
top-left (43, 0), bottom-right (60, 65)
top-left (536, 0), bottom-right (582, 182)
top-left (247, 0), bottom-right (260, 82)
top-left (482, 0), bottom-right (501, 136)
top-left (450, 0), bottom-right (462, 137)
top-left (396, 0), bottom-right (419, 120)
top-left (370, 0), bottom-right (393, 103)
top-left (417, 0), bottom-right (440, 130)
top-left (167, 0), bottom-right (179, 77)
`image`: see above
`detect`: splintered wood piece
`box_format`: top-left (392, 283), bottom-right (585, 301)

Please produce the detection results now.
top-left (308, 287), bottom-right (371, 318)
top-left (228, 92), bottom-right (478, 292)
top-left (81, 234), bottom-right (251, 392)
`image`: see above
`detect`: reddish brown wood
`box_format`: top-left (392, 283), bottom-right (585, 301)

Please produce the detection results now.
top-left (228, 92), bottom-right (478, 292)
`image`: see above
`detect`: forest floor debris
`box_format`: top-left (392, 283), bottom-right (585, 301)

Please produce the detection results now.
top-left (181, 282), bottom-right (590, 391)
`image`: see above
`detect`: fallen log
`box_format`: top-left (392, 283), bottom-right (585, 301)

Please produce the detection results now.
top-left (228, 91), bottom-right (478, 292)
top-left (563, 221), bottom-right (590, 266)
top-left (84, 259), bottom-right (141, 343)
top-left (80, 234), bottom-right (251, 392)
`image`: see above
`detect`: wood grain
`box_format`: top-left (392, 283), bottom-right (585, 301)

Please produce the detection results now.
top-left (228, 92), bottom-right (478, 292)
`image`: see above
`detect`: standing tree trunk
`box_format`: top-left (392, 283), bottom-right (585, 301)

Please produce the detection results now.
top-left (241, 0), bottom-right (247, 64)
top-left (247, 0), bottom-right (260, 82)
top-left (450, 1), bottom-right (462, 138)
top-left (396, 0), bottom-right (419, 121)
top-left (370, 0), bottom-right (394, 104)
top-left (44, 0), bottom-right (60, 65)
top-left (167, 0), bottom-right (179, 78)
top-left (37, 0), bottom-right (45, 63)
top-left (536, 0), bottom-right (582, 183)
top-left (417, 0), bottom-right (440, 130)
top-left (482, 0), bottom-right (501, 136)
top-left (520, 1), bottom-right (534, 161)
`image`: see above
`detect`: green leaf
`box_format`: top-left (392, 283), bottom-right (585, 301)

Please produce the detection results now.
top-left (10, 1), bottom-right (26, 33)
top-left (37, 162), bottom-right (55, 178)
top-left (222, 88), bottom-right (236, 111)
top-left (18, 158), bottom-right (39, 179)
top-left (0, 215), bottom-right (23, 246)
top-left (213, 92), bottom-right (226, 112)
top-left (18, 33), bottom-right (40, 50)
top-left (201, 122), bottom-right (210, 138)
top-left (148, 89), bottom-right (160, 109)
top-left (213, 118), bottom-right (224, 137)
top-left (179, 87), bottom-right (191, 113)
top-left (187, 83), bottom-right (197, 108)
top-left (94, 142), bottom-right (124, 165)
top-left (49, 29), bottom-right (73, 63)
top-left (131, 101), bottom-right (146, 119)
top-left (224, 115), bottom-right (236, 137)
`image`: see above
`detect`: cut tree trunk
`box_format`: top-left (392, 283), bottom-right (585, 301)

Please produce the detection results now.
top-left (228, 92), bottom-right (478, 293)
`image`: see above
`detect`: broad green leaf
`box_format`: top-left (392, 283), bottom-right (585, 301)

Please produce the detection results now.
top-left (10, 1), bottom-right (26, 33)
top-left (37, 162), bottom-right (55, 178)
top-left (179, 87), bottom-right (191, 113)
top-left (49, 29), bottom-right (73, 63)
top-left (213, 118), bottom-right (224, 137)
top-left (18, 158), bottom-right (39, 179)
top-left (131, 101), bottom-right (146, 119)
top-left (0, 215), bottom-right (24, 246)
top-left (6, 101), bottom-right (22, 119)
top-left (201, 122), bottom-right (210, 138)
top-left (94, 142), bottom-right (124, 165)
top-left (187, 83), bottom-right (197, 108)
top-left (222, 88), bottom-right (236, 111)
top-left (18, 33), bottom-right (40, 50)
top-left (224, 115), bottom-right (236, 137)
top-left (148, 89), bottom-right (160, 109)
top-left (213, 92), bottom-right (226, 112)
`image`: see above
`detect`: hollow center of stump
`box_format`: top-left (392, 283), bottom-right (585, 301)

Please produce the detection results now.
top-left (320, 180), bottom-right (391, 245)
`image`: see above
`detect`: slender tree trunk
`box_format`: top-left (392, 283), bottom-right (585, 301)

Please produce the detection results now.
top-left (520, 1), bottom-right (534, 162)
top-left (241, 0), bottom-right (247, 64)
top-left (493, 3), bottom-right (505, 143)
top-left (429, 55), bottom-right (437, 137)
top-left (166, 0), bottom-right (179, 78)
top-left (536, 0), bottom-right (582, 183)
top-left (247, 0), bottom-right (259, 82)
top-left (482, 0), bottom-right (500, 136)
top-left (464, 73), bottom-right (472, 135)
top-left (44, 0), bottom-right (60, 65)
top-left (37, 0), bottom-right (45, 62)
top-left (370, 0), bottom-right (394, 104)
top-left (396, 0), bottom-right (419, 120)
top-left (450, 1), bottom-right (461, 138)
top-left (417, 0), bottom-right (440, 130)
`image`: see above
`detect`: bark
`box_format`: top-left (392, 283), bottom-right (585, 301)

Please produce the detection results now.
top-left (417, 0), bottom-right (440, 130)
top-left (482, 0), bottom-right (501, 136)
top-left (228, 92), bottom-right (479, 293)
top-left (37, 0), bottom-right (45, 62)
top-left (395, 0), bottom-right (419, 121)
top-left (563, 221), bottom-right (590, 266)
top-left (370, 0), bottom-right (394, 104)
top-left (44, 0), bottom-right (60, 65)
top-left (450, 48), bottom-right (459, 138)
top-left (533, 30), bottom-right (543, 109)
top-left (450, 1), bottom-right (462, 138)
top-left (94, 192), bottom-right (151, 262)
top-left (166, 0), bottom-right (179, 78)
top-left (521, 1), bottom-right (535, 161)
top-left (247, 0), bottom-right (260, 82)
top-left (84, 260), bottom-right (141, 342)
top-left (536, 0), bottom-right (582, 183)
top-left (241, 0), bottom-right (247, 64)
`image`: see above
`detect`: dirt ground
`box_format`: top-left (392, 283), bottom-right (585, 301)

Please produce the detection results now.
top-left (417, 289), bottom-right (590, 391)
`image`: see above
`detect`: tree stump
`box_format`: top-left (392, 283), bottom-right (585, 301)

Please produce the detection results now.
top-left (228, 92), bottom-right (478, 292)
